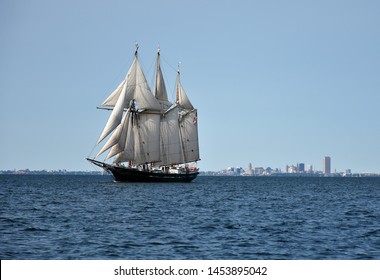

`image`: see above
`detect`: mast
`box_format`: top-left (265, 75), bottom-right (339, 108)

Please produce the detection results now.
top-left (175, 64), bottom-right (180, 105)
top-left (134, 42), bottom-right (139, 56)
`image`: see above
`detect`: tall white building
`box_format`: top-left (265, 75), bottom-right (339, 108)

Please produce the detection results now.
top-left (246, 163), bottom-right (253, 175)
top-left (306, 164), bottom-right (313, 173)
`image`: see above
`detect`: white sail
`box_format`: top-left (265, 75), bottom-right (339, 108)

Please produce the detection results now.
top-left (100, 55), bottom-right (161, 111)
top-left (97, 107), bottom-right (162, 165)
top-left (154, 51), bottom-right (172, 112)
top-left (100, 79), bottom-right (126, 108)
top-left (175, 70), bottom-right (199, 163)
top-left (110, 113), bottom-right (135, 163)
top-left (179, 109), bottom-right (200, 163)
top-left (176, 71), bottom-right (194, 110)
top-left (97, 52), bottom-right (162, 145)
top-left (154, 50), bottom-right (168, 102)
top-left (125, 56), bottom-right (161, 111)
top-left (134, 112), bottom-right (161, 164)
top-left (105, 110), bottom-right (134, 160)
top-left (160, 105), bottom-right (182, 165)
top-left (96, 109), bottom-right (130, 158)
top-left (97, 81), bottom-right (128, 143)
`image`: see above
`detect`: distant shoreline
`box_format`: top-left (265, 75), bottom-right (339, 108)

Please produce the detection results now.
top-left (0, 170), bottom-right (102, 175)
top-left (1, 170), bottom-right (379, 177)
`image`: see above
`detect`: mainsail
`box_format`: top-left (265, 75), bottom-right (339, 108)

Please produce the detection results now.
top-left (176, 70), bottom-right (200, 163)
top-left (160, 105), bottom-right (182, 165)
top-left (94, 46), bottom-right (200, 170)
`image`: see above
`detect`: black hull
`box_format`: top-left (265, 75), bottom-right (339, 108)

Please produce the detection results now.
top-left (87, 159), bottom-right (198, 183)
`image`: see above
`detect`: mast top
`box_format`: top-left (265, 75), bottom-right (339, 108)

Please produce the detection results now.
top-left (135, 42), bottom-right (139, 56)
top-left (177, 62), bottom-right (181, 74)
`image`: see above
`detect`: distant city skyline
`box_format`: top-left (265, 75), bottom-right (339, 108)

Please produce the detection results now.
top-left (208, 155), bottom-right (380, 176)
top-left (1, 155), bottom-right (377, 176)
top-left (2, 155), bottom-right (380, 177)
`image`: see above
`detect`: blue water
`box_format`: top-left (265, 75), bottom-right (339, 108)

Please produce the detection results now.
top-left (0, 175), bottom-right (379, 259)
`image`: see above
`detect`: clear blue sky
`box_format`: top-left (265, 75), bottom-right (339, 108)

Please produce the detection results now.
top-left (1, 0), bottom-right (379, 173)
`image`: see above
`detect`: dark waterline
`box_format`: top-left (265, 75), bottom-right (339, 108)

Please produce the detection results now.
top-left (1, 175), bottom-right (379, 259)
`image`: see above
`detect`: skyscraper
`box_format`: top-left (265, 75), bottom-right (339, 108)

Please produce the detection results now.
top-left (323, 156), bottom-right (331, 175)
top-left (297, 163), bottom-right (305, 173)
top-left (246, 162), bottom-right (253, 175)
top-left (306, 164), bottom-right (313, 173)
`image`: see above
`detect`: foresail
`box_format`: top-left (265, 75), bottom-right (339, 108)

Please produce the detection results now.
top-left (110, 113), bottom-right (135, 162)
top-left (100, 80), bottom-right (126, 108)
top-left (97, 114), bottom-right (125, 158)
top-left (113, 121), bottom-right (135, 163)
top-left (97, 81), bottom-right (128, 144)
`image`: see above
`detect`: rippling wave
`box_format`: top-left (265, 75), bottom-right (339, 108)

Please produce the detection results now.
top-left (0, 175), bottom-right (379, 259)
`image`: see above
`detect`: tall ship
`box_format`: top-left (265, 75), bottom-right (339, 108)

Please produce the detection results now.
top-left (87, 45), bottom-right (200, 182)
